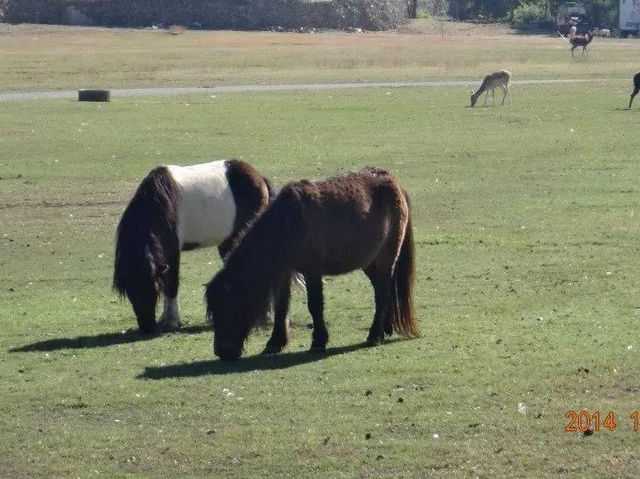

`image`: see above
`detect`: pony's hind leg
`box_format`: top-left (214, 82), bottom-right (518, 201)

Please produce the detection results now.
top-left (304, 273), bottom-right (328, 352)
top-left (263, 273), bottom-right (291, 354)
top-left (158, 252), bottom-right (181, 332)
top-left (364, 265), bottom-right (393, 346)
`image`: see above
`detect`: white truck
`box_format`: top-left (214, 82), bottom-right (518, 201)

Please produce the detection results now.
top-left (620, 0), bottom-right (640, 36)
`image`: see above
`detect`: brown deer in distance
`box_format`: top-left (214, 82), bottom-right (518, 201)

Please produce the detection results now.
top-left (570, 31), bottom-right (594, 57)
top-left (629, 72), bottom-right (640, 109)
top-left (470, 70), bottom-right (512, 107)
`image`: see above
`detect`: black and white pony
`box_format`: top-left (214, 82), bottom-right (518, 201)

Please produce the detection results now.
top-left (113, 159), bottom-right (273, 334)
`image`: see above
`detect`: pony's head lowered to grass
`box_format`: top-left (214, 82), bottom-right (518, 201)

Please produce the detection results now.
top-left (205, 267), bottom-right (273, 360)
top-left (205, 195), bottom-right (299, 360)
top-left (113, 168), bottom-right (178, 334)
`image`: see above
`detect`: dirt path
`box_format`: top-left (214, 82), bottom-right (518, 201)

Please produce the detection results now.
top-left (0, 78), bottom-right (611, 102)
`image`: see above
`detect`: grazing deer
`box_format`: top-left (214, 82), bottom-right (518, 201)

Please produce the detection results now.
top-left (570, 32), bottom-right (593, 57)
top-left (629, 72), bottom-right (640, 109)
top-left (470, 70), bottom-right (512, 107)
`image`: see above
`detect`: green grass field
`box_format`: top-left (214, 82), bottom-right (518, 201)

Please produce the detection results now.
top-left (2, 22), bottom-right (640, 478)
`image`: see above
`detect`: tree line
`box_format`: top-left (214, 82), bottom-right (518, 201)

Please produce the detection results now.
top-left (418, 0), bottom-right (619, 30)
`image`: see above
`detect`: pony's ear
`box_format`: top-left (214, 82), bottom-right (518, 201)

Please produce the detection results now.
top-left (147, 256), bottom-right (157, 279)
top-left (144, 246), bottom-right (168, 278)
top-left (149, 262), bottom-right (168, 280)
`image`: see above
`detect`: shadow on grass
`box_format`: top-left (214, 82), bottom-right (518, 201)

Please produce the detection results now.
top-left (9, 325), bottom-right (210, 352)
top-left (138, 340), bottom-right (399, 378)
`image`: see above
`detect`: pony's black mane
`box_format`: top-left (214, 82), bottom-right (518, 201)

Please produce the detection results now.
top-left (207, 186), bottom-right (303, 327)
top-left (230, 186), bottom-right (301, 276)
top-left (113, 167), bottom-right (178, 297)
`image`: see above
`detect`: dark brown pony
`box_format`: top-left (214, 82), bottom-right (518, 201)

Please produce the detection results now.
top-left (205, 166), bottom-right (420, 360)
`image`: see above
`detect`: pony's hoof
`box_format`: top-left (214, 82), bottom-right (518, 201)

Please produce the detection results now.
top-left (138, 324), bottom-right (157, 335)
top-left (366, 337), bottom-right (383, 347)
top-left (262, 345), bottom-right (283, 355)
top-left (310, 343), bottom-right (327, 354)
top-left (383, 322), bottom-right (393, 337)
top-left (158, 320), bottom-right (181, 333)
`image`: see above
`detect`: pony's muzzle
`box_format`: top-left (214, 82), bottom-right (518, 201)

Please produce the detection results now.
top-left (214, 340), bottom-right (242, 361)
top-left (138, 320), bottom-right (157, 335)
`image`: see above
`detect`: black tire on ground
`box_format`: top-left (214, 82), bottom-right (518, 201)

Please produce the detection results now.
top-left (78, 89), bottom-right (111, 102)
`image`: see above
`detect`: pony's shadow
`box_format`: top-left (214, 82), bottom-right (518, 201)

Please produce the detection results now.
top-left (138, 341), bottom-right (383, 379)
top-left (9, 325), bottom-right (210, 353)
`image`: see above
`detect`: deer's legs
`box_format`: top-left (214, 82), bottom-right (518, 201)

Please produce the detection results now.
top-left (483, 90), bottom-right (489, 106)
top-left (630, 86), bottom-right (640, 109)
top-left (499, 85), bottom-right (511, 105)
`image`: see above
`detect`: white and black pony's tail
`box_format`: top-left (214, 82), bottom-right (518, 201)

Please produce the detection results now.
top-left (262, 175), bottom-right (276, 204)
top-left (113, 167), bottom-right (179, 299)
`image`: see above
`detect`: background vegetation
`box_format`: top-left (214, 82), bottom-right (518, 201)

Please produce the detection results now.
top-left (425, 0), bottom-right (619, 31)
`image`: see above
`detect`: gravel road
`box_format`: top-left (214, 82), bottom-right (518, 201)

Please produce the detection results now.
top-left (0, 78), bottom-right (610, 103)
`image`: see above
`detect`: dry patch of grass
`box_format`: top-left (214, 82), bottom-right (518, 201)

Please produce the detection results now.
top-left (1, 20), bottom-right (640, 92)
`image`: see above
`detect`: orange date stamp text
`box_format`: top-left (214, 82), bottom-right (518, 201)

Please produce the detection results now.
top-left (564, 411), bottom-right (640, 432)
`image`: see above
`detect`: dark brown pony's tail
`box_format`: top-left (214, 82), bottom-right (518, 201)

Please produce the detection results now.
top-left (390, 214), bottom-right (420, 338)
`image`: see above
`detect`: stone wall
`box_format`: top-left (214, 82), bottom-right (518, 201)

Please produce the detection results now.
top-left (1, 0), bottom-right (412, 30)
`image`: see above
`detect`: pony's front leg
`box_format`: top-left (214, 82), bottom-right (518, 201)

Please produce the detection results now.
top-left (263, 274), bottom-right (291, 354)
top-left (158, 253), bottom-right (181, 332)
top-left (305, 274), bottom-right (328, 352)
top-left (158, 296), bottom-right (181, 332)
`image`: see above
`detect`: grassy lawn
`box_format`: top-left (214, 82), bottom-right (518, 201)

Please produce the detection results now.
top-left (2, 79), bottom-right (640, 477)
top-left (1, 20), bottom-right (640, 92)
top-left (2, 20), bottom-right (640, 477)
